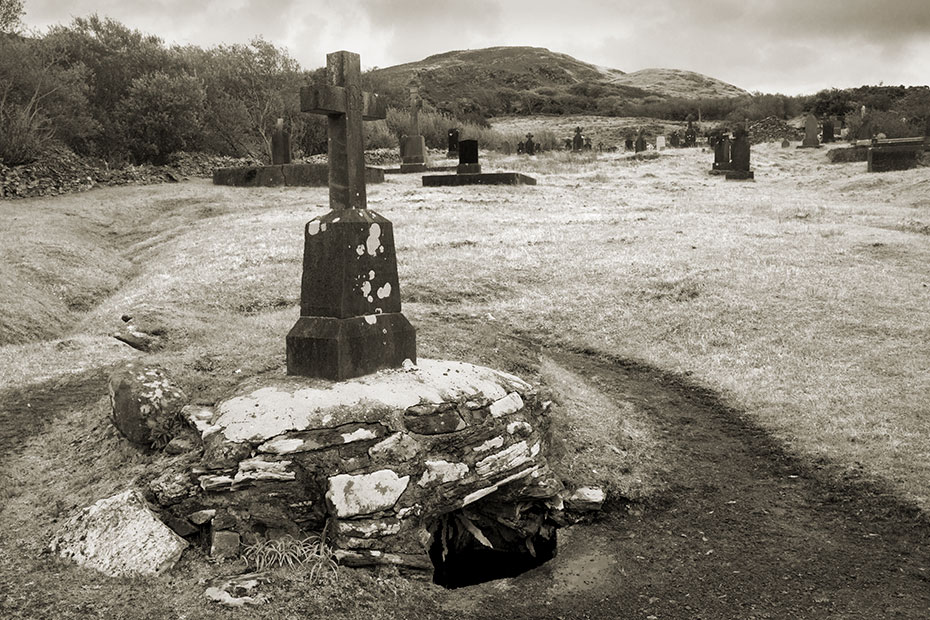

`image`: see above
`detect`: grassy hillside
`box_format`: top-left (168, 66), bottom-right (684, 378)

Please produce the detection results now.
top-left (365, 46), bottom-right (748, 118)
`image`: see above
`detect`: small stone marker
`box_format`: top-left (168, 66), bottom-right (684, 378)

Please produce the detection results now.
top-left (725, 125), bottom-right (754, 180)
top-left (287, 50), bottom-right (416, 380)
top-left (781, 138), bottom-right (791, 148)
top-left (457, 139), bottom-right (481, 174)
top-left (822, 118), bottom-right (835, 143)
top-left (634, 132), bottom-right (647, 153)
top-left (800, 113), bottom-right (821, 148)
top-left (423, 139), bottom-right (536, 186)
top-left (517, 141), bottom-right (525, 154)
top-left (524, 133), bottom-right (536, 156)
top-left (684, 120), bottom-right (697, 147)
top-left (669, 131), bottom-right (680, 148)
top-left (712, 133), bottom-right (731, 172)
top-left (572, 127), bottom-right (584, 152)
top-left (447, 127), bottom-right (460, 157)
top-left (624, 137), bottom-right (634, 151)
top-left (271, 118), bottom-right (291, 165)
top-left (656, 135), bottom-right (666, 150)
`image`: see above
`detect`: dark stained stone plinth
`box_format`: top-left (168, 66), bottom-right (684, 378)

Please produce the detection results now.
top-left (422, 172), bottom-right (537, 187)
top-left (867, 147), bottom-right (921, 172)
top-left (725, 169), bottom-right (755, 180)
top-left (287, 208), bottom-right (415, 380)
top-left (213, 164), bottom-right (384, 187)
top-left (457, 163), bottom-right (482, 174)
top-left (286, 313), bottom-right (416, 380)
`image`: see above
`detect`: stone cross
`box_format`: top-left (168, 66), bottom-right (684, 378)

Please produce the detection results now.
top-left (300, 51), bottom-right (386, 210)
top-left (409, 86), bottom-right (422, 136)
top-left (289, 51), bottom-right (416, 380)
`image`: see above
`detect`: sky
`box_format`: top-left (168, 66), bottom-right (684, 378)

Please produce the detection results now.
top-left (21, 0), bottom-right (930, 95)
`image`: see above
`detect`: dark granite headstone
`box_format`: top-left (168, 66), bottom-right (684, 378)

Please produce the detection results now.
top-left (634, 133), bottom-right (647, 153)
top-left (725, 126), bottom-right (754, 180)
top-left (524, 134), bottom-right (536, 156)
top-left (669, 131), bottom-right (680, 148)
top-left (800, 114), bottom-right (820, 148)
top-left (271, 118), bottom-right (291, 165)
top-left (684, 121), bottom-right (697, 147)
top-left (584, 137), bottom-right (592, 150)
top-left (712, 135), bottom-right (731, 171)
top-left (781, 138), bottom-right (791, 148)
top-left (517, 141), bottom-right (525, 154)
top-left (447, 127), bottom-right (460, 157)
top-left (572, 127), bottom-right (584, 152)
top-left (288, 50), bottom-right (415, 380)
top-left (624, 137), bottom-right (634, 151)
top-left (822, 119), bottom-right (835, 143)
top-left (457, 139), bottom-right (481, 174)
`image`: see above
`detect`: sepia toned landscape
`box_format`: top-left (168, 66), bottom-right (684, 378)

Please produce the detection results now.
top-left (3, 1), bottom-right (930, 618)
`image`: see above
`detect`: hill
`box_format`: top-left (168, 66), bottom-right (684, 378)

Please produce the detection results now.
top-left (365, 46), bottom-right (748, 118)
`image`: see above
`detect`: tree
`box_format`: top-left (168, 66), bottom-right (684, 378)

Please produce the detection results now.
top-left (0, 0), bottom-right (24, 34)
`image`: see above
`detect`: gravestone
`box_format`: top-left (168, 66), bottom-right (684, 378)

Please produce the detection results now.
top-left (781, 138), bottom-right (791, 148)
top-left (271, 118), bottom-right (291, 165)
top-left (684, 120), bottom-right (697, 147)
top-left (287, 50), bottom-right (416, 380)
top-left (669, 131), bottom-right (680, 148)
top-left (857, 115), bottom-right (874, 142)
top-left (822, 119), bottom-right (835, 143)
top-left (400, 85), bottom-right (427, 172)
top-left (457, 139), bottom-right (481, 174)
top-left (572, 127), bottom-right (584, 152)
top-left (725, 125), bottom-right (754, 180)
top-left (800, 114), bottom-right (821, 148)
top-left (517, 141), bottom-right (525, 154)
top-left (423, 139), bottom-right (537, 186)
top-left (712, 134), bottom-right (731, 172)
top-left (524, 133), bottom-right (536, 156)
top-left (447, 127), bottom-right (460, 157)
top-left (655, 136), bottom-right (666, 150)
top-left (501, 141), bottom-right (512, 155)
top-left (624, 137), bottom-right (634, 151)
top-left (634, 132), bottom-right (647, 153)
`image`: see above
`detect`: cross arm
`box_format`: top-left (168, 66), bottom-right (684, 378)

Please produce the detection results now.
top-left (300, 86), bottom-right (386, 120)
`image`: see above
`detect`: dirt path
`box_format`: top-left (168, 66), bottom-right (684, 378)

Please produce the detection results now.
top-left (443, 349), bottom-right (930, 619)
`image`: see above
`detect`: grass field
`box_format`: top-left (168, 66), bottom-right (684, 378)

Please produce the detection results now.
top-left (1, 139), bottom-right (929, 617)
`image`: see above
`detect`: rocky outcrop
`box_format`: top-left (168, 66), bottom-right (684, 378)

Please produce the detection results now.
top-left (50, 489), bottom-right (187, 577)
top-left (108, 362), bottom-right (188, 449)
top-left (151, 358), bottom-right (563, 571)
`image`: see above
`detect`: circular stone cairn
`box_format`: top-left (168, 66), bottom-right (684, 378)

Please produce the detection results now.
top-left (154, 359), bottom-right (563, 582)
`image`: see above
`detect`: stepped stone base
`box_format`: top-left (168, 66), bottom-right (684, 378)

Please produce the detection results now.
top-left (213, 163), bottom-right (385, 187)
top-left (149, 359), bottom-right (565, 574)
top-left (725, 169), bottom-right (755, 180)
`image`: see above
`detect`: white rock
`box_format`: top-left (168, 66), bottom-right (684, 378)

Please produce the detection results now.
top-left (566, 486), bottom-right (606, 511)
top-left (326, 469), bottom-right (409, 518)
top-left (417, 460), bottom-right (469, 487)
top-left (50, 489), bottom-right (187, 577)
top-left (490, 392), bottom-right (524, 418)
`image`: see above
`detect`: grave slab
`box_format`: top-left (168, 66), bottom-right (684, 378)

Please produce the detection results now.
top-left (213, 163), bottom-right (384, 187)
top-left (423, 173), bottom-right (537, 186)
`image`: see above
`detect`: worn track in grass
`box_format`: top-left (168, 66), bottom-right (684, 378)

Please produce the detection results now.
top-left (445, 348), bottom-right (930, 619)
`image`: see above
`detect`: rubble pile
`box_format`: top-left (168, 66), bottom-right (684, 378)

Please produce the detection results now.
top-left (748, 117), bottom-right (801, 145)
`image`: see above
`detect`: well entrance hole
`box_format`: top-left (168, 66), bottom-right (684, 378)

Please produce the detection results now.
top-left (428, 502), bottom-right (558, 589)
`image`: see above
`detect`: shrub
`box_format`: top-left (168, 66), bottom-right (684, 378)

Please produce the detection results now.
top-left (0, 91), bottom-right (53, 165)
top-left (117, 71), bottom-right (206, 164)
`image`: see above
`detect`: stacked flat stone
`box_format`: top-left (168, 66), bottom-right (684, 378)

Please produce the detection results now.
top-left (153, 359), bottom-right (562, 570)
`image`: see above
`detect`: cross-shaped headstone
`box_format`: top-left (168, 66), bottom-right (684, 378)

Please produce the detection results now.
top-left (300, 51), bottom-right (386, 210)
top-left (409, 85), bottom-right (422, 136)
top-left (288, 51), bottom-right (416, 380)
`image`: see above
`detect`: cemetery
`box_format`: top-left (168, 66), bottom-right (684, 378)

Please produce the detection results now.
top-left (2, 10), bottom-right (930, 617)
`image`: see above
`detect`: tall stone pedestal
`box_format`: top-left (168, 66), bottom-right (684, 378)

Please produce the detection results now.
top-left (400, 135), bottom-right (427, 172)
top-left (286, 208), bottom-right (416, 380)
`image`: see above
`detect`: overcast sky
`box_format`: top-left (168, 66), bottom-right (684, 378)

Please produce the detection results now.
top-left (22, 0), bottom-right (930, 95)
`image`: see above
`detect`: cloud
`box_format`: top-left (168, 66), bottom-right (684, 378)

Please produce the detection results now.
top-left (20, 0), bottom-right (930, 94)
